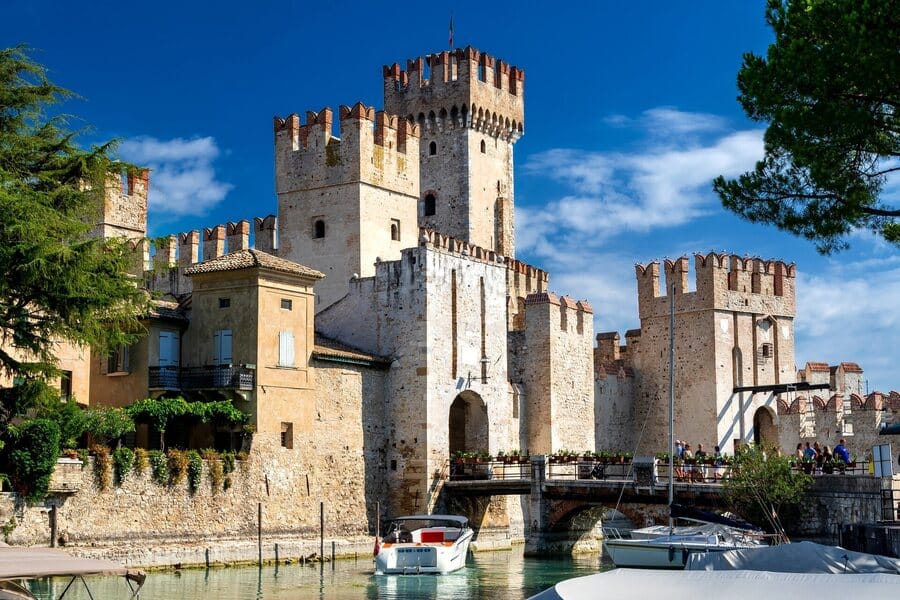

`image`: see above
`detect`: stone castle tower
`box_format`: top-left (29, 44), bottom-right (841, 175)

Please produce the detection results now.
top-left (598, 253), bottom-right (797, 454)
top-left (383, 48), bottom-right (524, 257)
top-left (274, 104), bottom-right (420, 309)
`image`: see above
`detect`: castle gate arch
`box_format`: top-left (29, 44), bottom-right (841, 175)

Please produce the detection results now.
top-left (753, 406), bottom-right (777, 448)
top-left (449, 391), bottom-right (488, 454)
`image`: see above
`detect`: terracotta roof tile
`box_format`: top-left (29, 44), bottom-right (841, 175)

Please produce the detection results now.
top-left (184, 248), bottom-right (325, 279)
top-left (313, 333), bottom-right (390, 366)
top-left (148, 299), bottom-right (187, 322)
top-left (806, 362), bottom-right (830, 372)
top-left (840, 362), bottom-right (863, 373)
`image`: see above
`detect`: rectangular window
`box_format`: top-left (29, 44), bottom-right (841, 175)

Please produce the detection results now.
top-left (219, 297), bottom-right (231, 308)
top-left (280, 422), bottom-right (294, 449)
top-left (59, 370), bottom-right (72, 402)
top-left (159, 331), bottom-right (180, 366)
top-left (107, 345), bottom-right (130, 375)
top-left (281, 299), bottom-right (293, 311)
top-left (391, 219), bottom-right (401, 241)
top-left (761, 343), bottom-right (773, 358)
top-left (278, 331), bottom-right (295, 367)
top-left (214, 329), bottom-right (233, 365)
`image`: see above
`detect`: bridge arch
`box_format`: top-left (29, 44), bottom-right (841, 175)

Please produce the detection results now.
top-left (449, 391), bottom-right (489, 454)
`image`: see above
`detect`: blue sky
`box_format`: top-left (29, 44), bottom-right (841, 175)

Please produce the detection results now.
top-left (4, 1), bottom-right (897, 393)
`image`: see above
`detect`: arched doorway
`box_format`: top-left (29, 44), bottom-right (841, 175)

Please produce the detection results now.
top-left (449, 391), bottom-right (489, 454)
top-left (753, 406), bottom-right (777, 449)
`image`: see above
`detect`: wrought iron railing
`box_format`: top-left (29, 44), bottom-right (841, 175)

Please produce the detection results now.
top-left (148, 365), bottom-right (255, 391)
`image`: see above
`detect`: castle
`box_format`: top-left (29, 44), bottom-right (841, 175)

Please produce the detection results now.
top-left (3, 45), bottom-right (897, 552)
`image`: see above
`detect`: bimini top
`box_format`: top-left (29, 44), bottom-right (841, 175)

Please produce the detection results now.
top-left (389, 515), bottom-right (469, 526)
top-left (0, 546), bottom-right (145, 583)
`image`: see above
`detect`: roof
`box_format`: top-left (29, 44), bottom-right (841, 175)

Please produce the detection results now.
top-left (313, 333), bottom-right (390, 367)
top-left (806, 362), bottom-right (831, 372)
top-left (148, 299), bottom-right (187, 322)
top-left (183, 248), bottom-right (325, 279)
top-left (0, 546), bottom-right (145, 583)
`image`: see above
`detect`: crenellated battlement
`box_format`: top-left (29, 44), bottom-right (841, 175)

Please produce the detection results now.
top-left (383, 46), bottom-right (524, 97)
top-left (418, 227), bottom-right (547, 285)
top-left (146, 215), bottom-right (278, 297)
top-left (636, 252), bottom-right (797, 319)
top-left (274, 102), bottom-right (420, 196)
top-left (383, 46), bottom-right (525, 144)
top-left (93, 167), bottom-right (150, 240)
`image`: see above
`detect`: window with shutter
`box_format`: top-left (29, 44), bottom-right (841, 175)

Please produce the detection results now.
top-left (107, 345), bottom-right (130, 375)
top-left (214, 329), bottom-right (233, 365)
top-left (159, 331), bottom-right (180, 366)
top-left (279, 331), bottom-right (295, 367)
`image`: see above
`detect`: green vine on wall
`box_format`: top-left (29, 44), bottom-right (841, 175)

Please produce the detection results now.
top-left (148, 450), bottom-right (169, 485)
top-left (112, 447), bottom-right (134, 484)
top-left (186, 450), bottom-right (202, 493)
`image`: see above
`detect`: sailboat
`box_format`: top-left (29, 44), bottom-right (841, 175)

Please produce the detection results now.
top-left (603, 293), bottom-right (764, 569)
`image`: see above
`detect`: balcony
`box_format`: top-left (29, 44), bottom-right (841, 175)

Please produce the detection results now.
top-left (148, 365), bottom-right (255, 391)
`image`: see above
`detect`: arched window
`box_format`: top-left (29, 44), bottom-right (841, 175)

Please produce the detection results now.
top-left (424, 193), bottom-right (436, 216)
top-left (313, 219), bottom-right (325, 239)
top-left (390, 219), bottom-right (400, 241)
top-left (480, 139), bottom-right (486, 153)
top-left (429, 141), bottom-right (437, 156)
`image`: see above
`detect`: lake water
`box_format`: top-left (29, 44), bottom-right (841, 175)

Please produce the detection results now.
top-left (26, 547), bottom-right (613, 600)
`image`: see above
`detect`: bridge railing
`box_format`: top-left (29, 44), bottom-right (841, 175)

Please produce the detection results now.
top-left (656, 462), bottom-right (733, 485)
top-left (546, 459), bottom-right (635, 481)
top-left (448, 459), bottom-right (529, 482)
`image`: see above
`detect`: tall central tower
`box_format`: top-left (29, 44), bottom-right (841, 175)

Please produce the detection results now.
top-left (384, 47), bottom-right (524, 257)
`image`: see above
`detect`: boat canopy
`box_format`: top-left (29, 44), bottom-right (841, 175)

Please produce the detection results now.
top-left (686, 540), bottom-right (900, 574)
top-left (388, 515), bottom-right (468, 526)
top-left (527, 569), bottom-right (900, 600)
top-left (669, 503), bottom-right (760, 531)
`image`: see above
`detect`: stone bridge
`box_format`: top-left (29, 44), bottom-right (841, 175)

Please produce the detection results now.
top-left (441, 455), bottom-right (891, 554)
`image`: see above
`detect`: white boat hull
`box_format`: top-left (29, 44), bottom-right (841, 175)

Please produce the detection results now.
top-left (375, 529), bottom-right (473, 575)
top-left (604, 536), bottom-right (759, 569)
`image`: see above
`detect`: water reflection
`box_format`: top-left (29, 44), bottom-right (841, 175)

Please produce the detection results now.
top-left (27, 547), bottom-right (610, 600)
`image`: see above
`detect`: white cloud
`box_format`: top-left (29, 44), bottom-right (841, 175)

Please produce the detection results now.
top-left (520, 115), bottom-right (764, 257)
top-left (794, 258), bottom-right (900, 392)
top-left (604, 107), bottom-right (728, 136)
top-left (118, 136), bottom-right (233, 217)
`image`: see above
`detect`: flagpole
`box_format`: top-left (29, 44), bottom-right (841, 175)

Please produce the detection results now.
top-left (448, 13), bottom-right (453, 49)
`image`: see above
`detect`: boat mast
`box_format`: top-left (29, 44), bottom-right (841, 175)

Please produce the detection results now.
top-left (668, 290), bottom-right (675, 532)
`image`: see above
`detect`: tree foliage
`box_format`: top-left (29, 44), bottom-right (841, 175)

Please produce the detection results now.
top-left (5, 419), bottom-right (60, 501)
top-left (722, 445), bottom-right (812, 535)
top-left (713, 0), bottom-right (900, 253)
top-left (0, 44), bottom-right (148, 379)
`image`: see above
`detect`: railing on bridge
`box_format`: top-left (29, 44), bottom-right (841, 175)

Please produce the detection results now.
top-left (446, 456), bottom-right (873, 485)
top-left (449, 459), bottom-right (529, 481)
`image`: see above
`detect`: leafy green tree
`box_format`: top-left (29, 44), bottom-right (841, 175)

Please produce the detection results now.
top-left (0, 44), bottom-right (148, 381)
top-left (722, 445), bottom-right (812, 536)
top-left (83, 406), bottom-right (135, 447)
top-left (5, 419), bottom-right (60, 501)
top-left (713, 0), bottom-right (899, 253)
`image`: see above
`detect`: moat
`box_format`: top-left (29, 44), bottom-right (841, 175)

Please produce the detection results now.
top-left (25, 548), bottom-right (611, 600)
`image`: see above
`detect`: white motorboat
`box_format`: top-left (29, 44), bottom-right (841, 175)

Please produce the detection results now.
top-left (374, 514), bottom-right (473, 575)
top-left (604, 526), bottom-right (764, 569)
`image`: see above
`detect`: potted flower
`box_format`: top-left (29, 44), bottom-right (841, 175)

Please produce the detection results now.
top-left (800, 456), bottom-right (815, 474)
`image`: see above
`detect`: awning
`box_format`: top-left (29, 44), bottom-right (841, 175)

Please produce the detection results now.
top-left (0, 546), bottom-right (144, 585)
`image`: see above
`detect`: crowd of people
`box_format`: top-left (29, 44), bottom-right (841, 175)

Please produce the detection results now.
top-left (672, 439), bottom-right (726, 481)
top-left (794, 438), bottom-right (852, 472)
